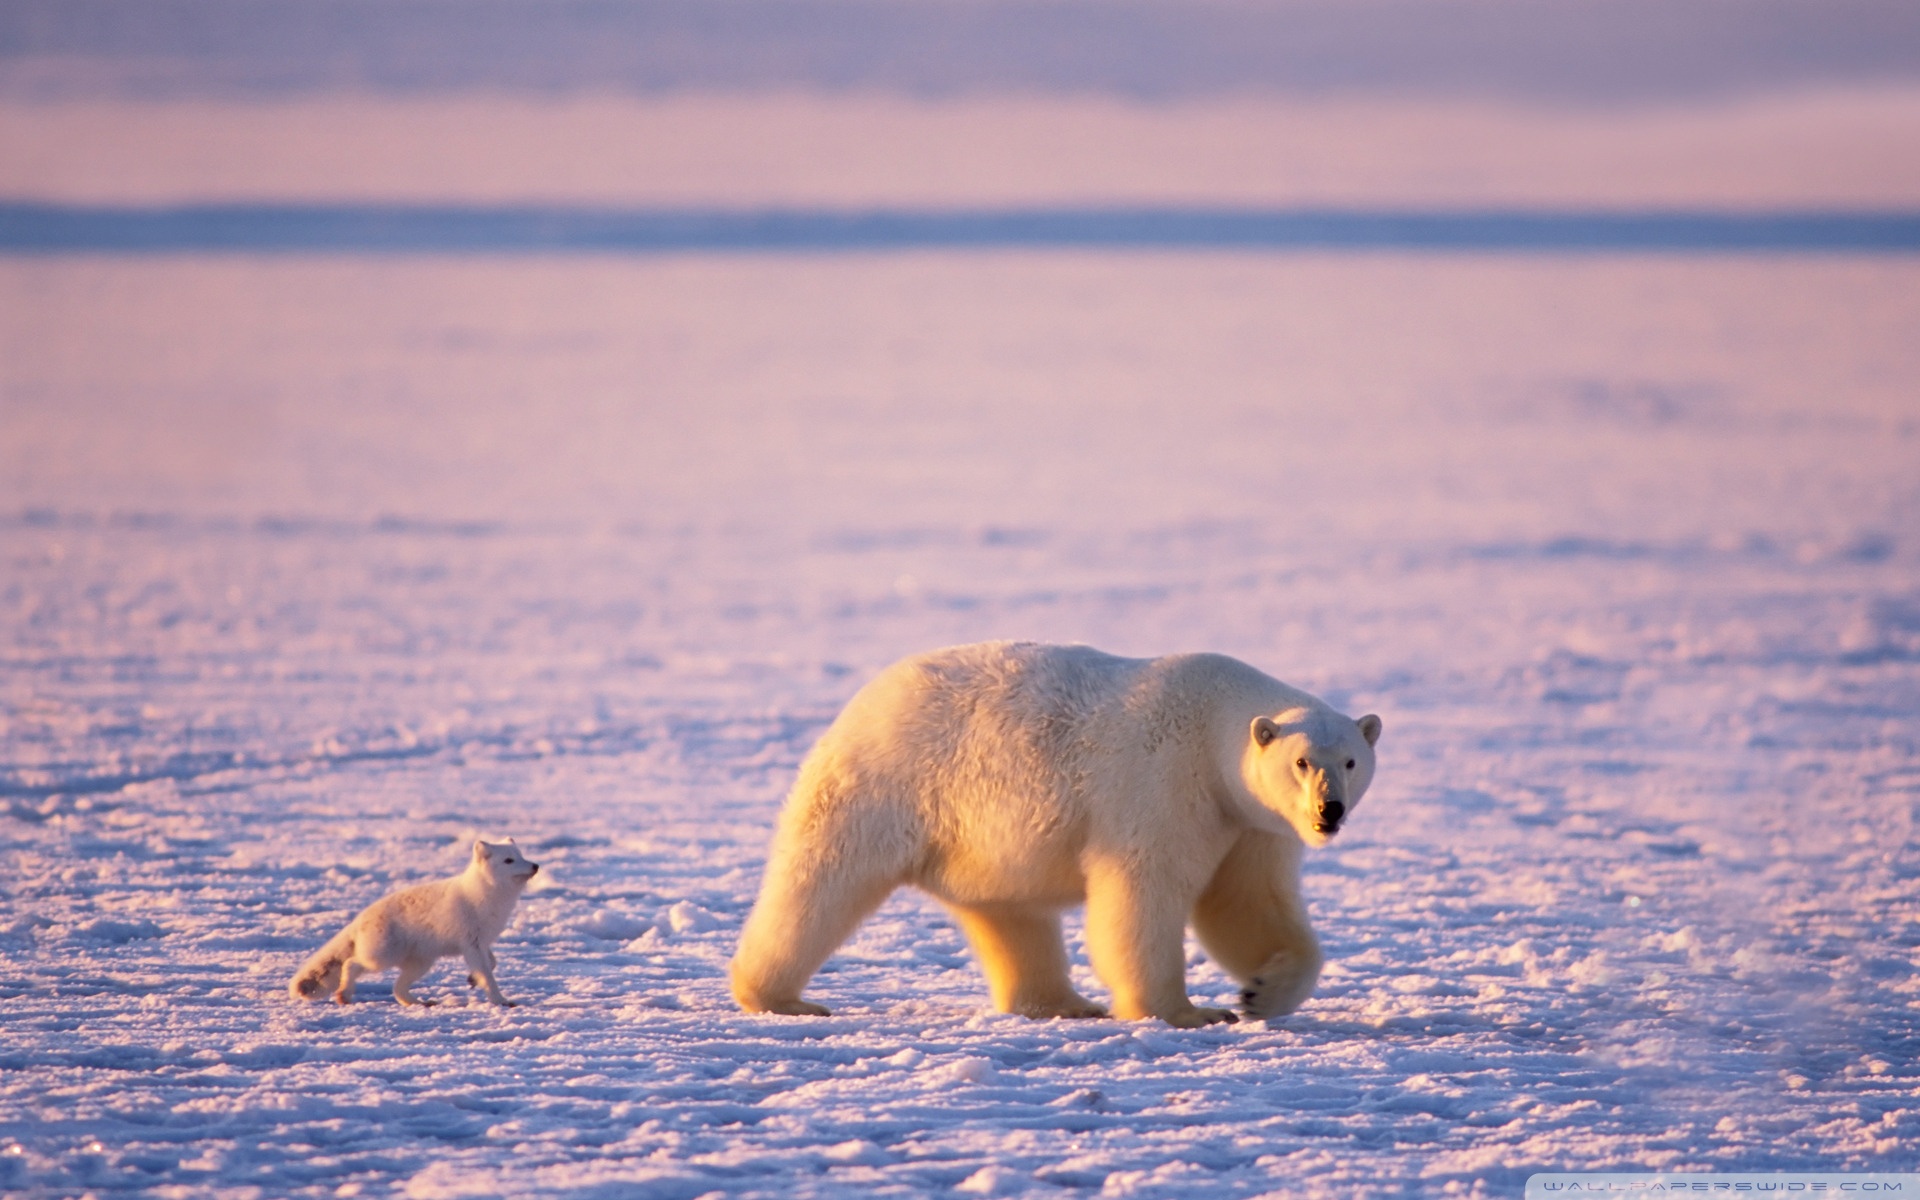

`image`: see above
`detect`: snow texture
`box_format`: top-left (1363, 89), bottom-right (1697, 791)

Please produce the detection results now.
top-left (2, 250), bottom-right (1916, 1198)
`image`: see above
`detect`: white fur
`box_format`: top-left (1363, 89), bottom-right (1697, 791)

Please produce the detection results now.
top-left (731, 642), bottom-right (1382, 1027)
top-left (288, 839), bottom-right (539, 1007)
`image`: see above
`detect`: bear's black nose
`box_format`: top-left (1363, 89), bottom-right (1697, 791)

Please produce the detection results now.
top-left (1319, 800), bottom-right (1345, 824)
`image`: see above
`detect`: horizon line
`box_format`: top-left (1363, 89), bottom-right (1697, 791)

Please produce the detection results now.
top-left (3, 202), bottom-right (1918, 255)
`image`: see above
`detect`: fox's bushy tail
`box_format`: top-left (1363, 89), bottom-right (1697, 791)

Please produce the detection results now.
top-left (288, 929), bottom-right (355, 1001)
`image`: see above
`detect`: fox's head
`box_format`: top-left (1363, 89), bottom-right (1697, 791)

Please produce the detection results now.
top-left (472, 838), bottom-right (540, 888)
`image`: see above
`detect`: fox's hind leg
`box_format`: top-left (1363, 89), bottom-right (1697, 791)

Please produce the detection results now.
top-left (393, 957), bottom-right (438, 1007)
top-left (335, 959), bottom-right (366, 1005)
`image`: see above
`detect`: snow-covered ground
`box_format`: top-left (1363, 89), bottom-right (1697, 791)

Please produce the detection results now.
top-left (4, 3), bottom-right (1920, 1196)
top-left (3, 251), bottom-right (1916, 1198)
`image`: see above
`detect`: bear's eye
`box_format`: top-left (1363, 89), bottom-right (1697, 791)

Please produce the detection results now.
top-left (504, 858), bottom-right (516, 864)
top-left (1295, 758), bottom-right (1308, 769)
top-left (1345, 759), bottom-right (1356, 770)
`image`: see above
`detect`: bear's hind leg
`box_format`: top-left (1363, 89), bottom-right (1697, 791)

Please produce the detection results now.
top-left (950, 904), bottom-right (1106, 1019)
top-left (731, 826), bottom-right (906, 1016)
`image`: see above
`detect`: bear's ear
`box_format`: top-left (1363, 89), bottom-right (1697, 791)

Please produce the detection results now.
top-left (1357, 714), bottom-right (1383, 746)
top-left (1252, 716), bottom-right (1279, 747)
top-left (473, 840), bottom-right (491, 860)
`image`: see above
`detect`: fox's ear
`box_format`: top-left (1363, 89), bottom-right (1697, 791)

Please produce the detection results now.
top-left (473, 840), bottom-right (490, 860)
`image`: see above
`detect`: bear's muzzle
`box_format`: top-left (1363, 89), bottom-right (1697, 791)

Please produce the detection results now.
top-left (1313, 798), bottom-right (1346, 835)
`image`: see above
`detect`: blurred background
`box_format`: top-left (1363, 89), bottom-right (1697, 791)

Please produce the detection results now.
top-left (4, 0), bottom-right (1919, 533)
top-left (3, 0), bottom-right (1919, 212)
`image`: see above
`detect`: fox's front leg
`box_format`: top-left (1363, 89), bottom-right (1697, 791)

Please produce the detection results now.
top-left (463, 945), bottom-right (515, 1006)
top-left (467, 949), bottom-right (496, 989)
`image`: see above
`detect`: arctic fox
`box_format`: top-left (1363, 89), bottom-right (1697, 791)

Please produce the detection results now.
top-left (288, 839), bottom-right (539, 1007)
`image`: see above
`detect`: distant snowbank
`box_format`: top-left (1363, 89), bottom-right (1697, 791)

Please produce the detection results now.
top-left (6, 89), bottom-right (1920, 211)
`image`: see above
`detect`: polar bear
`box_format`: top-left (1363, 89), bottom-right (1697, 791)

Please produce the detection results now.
top-left (730, 641), bottom-right (1381, 1027)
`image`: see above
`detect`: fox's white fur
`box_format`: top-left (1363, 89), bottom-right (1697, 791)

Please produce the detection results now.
top-left (731, 642), bottom-right (1382, 1027)
top-left (288, 839), bottom-right (539, 1007)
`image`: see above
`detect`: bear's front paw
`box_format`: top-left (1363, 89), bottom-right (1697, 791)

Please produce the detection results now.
top-left (1241, 961), bottom-right (1315, 1019)
top-left (1163, 1005), bottom-right (1238, 1028)
top-left (764, 999), bottom-right (832, 1017)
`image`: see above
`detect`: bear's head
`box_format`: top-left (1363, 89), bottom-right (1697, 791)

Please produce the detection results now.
top-left (1241, 707), bottom-right (1382, 848)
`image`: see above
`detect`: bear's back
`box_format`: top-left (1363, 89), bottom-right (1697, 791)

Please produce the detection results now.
top-left (829, 641), bottom-right (1301, 765)
top-left (804, 643), bottom-right (1140, 818)
top-left (875, 640), bottom-right (1144, 736)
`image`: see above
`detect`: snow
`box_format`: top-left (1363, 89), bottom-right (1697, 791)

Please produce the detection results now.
top-left (8, 88), bottom-right (1920, 211)
top-left (3, 3), bottom-right (1920, 1195)
top-left (3, 248), bottom-right (1916, 1197)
